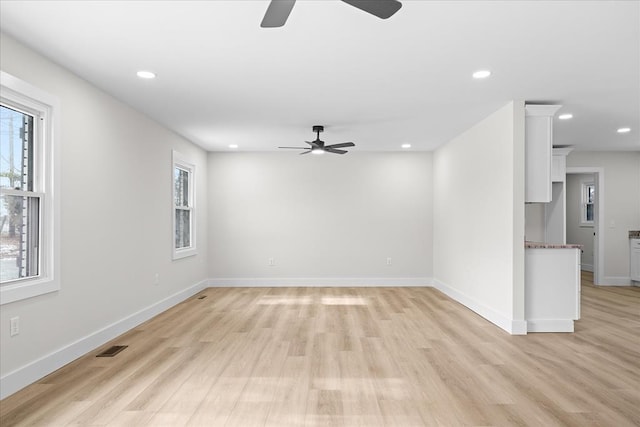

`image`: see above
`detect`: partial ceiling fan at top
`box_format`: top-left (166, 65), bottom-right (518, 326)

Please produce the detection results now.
top-left (261, 0), bottom-right (403, 28)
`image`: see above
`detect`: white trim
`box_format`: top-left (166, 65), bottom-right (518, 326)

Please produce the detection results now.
top-left (598, 277), bottom-right (632, 286)
top-left (0, 279), bottom-right (207, 400)
top-left (566, 167), bottom-right (604, 286)
top-left (524, 104), bottom-right (562, 117)
top-left (432, 278), bottom-right (527, 335)
top-left (0, 188), bottom-right (45, 197)
top-left (511, 320), bottom-right (528, 335)
top-left (527, 319), bottom-right (574, 333)
top-left (0, 71), bottom-right (61, 305)
top-left (552, 146), bottom-right (574, 157)
top-left (208, 277), bottom-right (433, 287)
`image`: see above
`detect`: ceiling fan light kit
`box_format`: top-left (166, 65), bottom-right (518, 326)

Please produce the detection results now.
top-left (278, 125), bottom-right (356, 155)
top-left (261, 0), bottom-right (402, 28)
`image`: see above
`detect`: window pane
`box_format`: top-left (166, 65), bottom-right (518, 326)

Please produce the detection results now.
top-left (0, 105), bottom-right (34, 191)
top-left (586, 203), bottom-right (594, 222)
top-left (587, 185), bottom-right (595, 204)
top-left (0, 194), bottom-right (39, 282)
top-left (175, 209), bottom-right (191, 249)
top-left (174, 167), bottom-right (189, 207)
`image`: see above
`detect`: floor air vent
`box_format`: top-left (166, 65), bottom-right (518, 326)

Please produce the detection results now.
top-left (96, 345), bottom-right (128, 357)
top-left (198, 295), bottom-right (207, 299)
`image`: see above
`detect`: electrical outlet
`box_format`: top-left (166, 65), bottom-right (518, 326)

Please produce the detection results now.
top-left (153, 273), bottom-right (160, 285)
top-left (268, 258), bottom-right (275, 267)
top-left (10, 317), bottom-right (19, 337)
top-left (387, 257), bottom-right (392, 266)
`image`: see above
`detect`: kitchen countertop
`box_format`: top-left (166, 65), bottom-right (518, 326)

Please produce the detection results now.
top-left (629, 231), bottom-right (640, 239)
top-left (525, 241), bottom-right (583, 249)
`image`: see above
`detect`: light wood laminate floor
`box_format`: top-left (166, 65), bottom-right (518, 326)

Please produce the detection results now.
top-left (1, 272), bottom-right (639, 426)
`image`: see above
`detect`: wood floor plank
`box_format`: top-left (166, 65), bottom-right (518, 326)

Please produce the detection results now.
top-left (1, 273), bottom-right (639, 426)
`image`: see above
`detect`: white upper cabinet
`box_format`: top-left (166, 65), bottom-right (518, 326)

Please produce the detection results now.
top-left (551, 146), bottom-right (573, 183)
top-left (551, 154), bottom-right (566, 182)
top-left (525, 105), bottom-right (562, 202)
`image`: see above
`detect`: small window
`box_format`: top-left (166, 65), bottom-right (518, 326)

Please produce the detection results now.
top-left (581, 180), bottom-right (595, 226)
top-left (172, 151), bottom-right (196, 259)
top-left (1, 71), bottom-right (60, 304)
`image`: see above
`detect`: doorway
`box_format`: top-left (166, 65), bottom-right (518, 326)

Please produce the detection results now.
top-left (566, 168), bottom-right (604, 285)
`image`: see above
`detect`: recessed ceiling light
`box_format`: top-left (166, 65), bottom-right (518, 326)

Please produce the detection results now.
top-left (617, 127), bottom-right (631, 133)
top-left (472, 70), bottom-right (491, 79)
top-left (136, 70), bottom-right (156, 79)
top-left (401, 143), bottom-right (411, 149)
top-left (228, 144), bottom-right (238, 149)
top-left (558, 114), bottom-right (573, 120)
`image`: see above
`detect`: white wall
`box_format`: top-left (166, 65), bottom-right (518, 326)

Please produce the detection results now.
top-left (567, 151), bottom-right (640, 283)
top-left (566, 173), bottom-right (596, 270)
top-left (207, 152), bottom-right (433, 284)
top-left (525, 183), bottom-right (566, 245)
top-left (433, 101), bottom-right (526, 334)
top-left (0, 33), bottom-right (209, 397)
top-left (525, 203), bottom-right (546, 242)
top-left (544, 182), bottom-right (565, 244)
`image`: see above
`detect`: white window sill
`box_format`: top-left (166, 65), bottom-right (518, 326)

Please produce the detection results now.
top-left (1, 277), bottom-right (59, 305)
top-left (173, 248), bottom-right (197, 260)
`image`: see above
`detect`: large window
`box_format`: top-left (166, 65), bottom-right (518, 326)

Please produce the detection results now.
top-left (0, 105), bottom-right (39, 281)
top-left (172, 151), bottom-right (196, 259)
top-left (1, 71), bottom-right (60, 304)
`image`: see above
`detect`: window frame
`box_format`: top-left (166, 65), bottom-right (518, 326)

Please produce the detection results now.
top-left (172, 150), bottom-right (197, 260)
top-left (1, 71), bottom-right (60, 305)
top-left (580, 179), bottom-right (595, 227)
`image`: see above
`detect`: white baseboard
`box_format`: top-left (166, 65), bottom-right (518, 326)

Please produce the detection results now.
top-left (581, 264), bottom-right (593, 272)
top-left (208, 277), bottom-right (433, 287)
top-left (527, 319), bottom-right (574, 333)
top-left (510, 319), bottom-right (528, 335)
top-left (0, 279), bottom-right (207, 400)
top-left (598, 276), bottom-right (632, 286)
top-left (432, 279), bottom-right (526, 335)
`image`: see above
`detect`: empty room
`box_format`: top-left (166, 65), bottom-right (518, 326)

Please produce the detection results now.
top-left (1, 1), bottom-right (639, 426)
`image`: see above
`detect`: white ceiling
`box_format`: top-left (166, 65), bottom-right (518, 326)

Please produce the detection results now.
top-left (1, 1), bottom-right (638, 152)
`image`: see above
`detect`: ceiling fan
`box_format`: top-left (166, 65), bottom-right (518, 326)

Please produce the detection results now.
top-left (261, 0), bottom-right (402, 28)
top-left (279, 125), bottom-right (355, 155)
